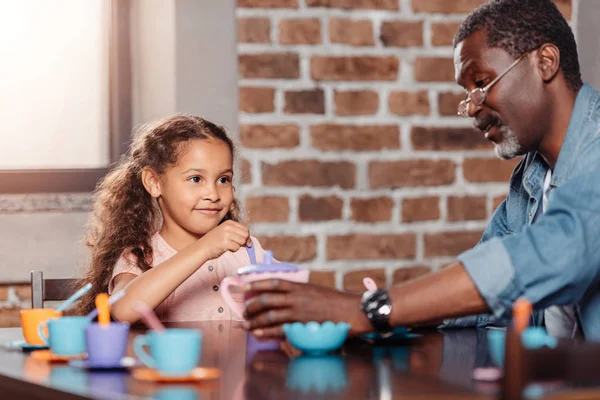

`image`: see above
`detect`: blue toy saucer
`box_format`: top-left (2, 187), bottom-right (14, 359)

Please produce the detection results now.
top-left (3, 340), bottom-right (48, 352)
top-left (361, 327), bottom-right (418, 341)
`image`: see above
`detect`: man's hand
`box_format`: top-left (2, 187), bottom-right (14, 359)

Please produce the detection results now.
top-left (242, 279), bottom-right (372, 338)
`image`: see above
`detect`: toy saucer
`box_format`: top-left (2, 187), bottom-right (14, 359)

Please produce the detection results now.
top-left (3, 340), bottom-right (47, 352)
top-left (132, 367), bottom-right (220, 382)
top-left (68, 357), bottom-right (137, 370)
top-left (30, 350), bottom-right (86, 363)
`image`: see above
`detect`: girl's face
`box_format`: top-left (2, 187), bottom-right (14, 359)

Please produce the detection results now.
top-left (155, 138), bottom-right (234, 238)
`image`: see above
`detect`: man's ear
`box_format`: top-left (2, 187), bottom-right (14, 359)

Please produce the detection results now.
top-left (536, 43), bottom-right (561, 83)
top-left (141, 167), bottom-right (161, 198)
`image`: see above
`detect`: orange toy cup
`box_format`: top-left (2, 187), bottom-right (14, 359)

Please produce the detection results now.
top-left (20, 308), bottom-right (62, 345)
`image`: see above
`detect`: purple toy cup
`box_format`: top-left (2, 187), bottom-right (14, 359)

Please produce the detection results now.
top-left (85, 322), bottom-right (129, 367)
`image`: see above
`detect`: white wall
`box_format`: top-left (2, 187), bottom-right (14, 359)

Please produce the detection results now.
top-left (0, 0), bottom-right (110, 170)
top-left (0, 0), bottom-right (238, 283)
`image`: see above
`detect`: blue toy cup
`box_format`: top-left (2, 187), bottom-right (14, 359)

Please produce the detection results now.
top-left (133, 329), bottom-right (202, 375)
top-left (38, 316), bottom-right (90, 356)
top-left (487, 329), bottom-right (506, 367)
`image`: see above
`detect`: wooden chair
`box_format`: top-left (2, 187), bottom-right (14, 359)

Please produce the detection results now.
top-left (30, 270), bottom-right (79, 309)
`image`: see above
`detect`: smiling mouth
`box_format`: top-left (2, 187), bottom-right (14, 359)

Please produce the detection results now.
top-left (482, 122), bottom-right (501, 141)
top-left (483, 123), bottom-right (494, 139)
top-left (195, 208), bottom-right (222, 216)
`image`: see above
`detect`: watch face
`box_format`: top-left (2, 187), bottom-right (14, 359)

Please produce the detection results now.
top-left (361, 289), bottom-right (393, 334)
top-left (361, 290), bottom-right (376, 303)
top-left (379, 304), bottom-right (392, 316)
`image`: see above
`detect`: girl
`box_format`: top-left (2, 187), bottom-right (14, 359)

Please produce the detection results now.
top-left (77, 114), bottom-right (305, 322)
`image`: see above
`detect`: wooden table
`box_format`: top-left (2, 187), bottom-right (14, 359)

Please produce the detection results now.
top-left (0, 321), bottom-right (588, 400)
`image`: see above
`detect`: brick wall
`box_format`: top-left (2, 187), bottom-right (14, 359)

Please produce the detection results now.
top-left (237, 0), bottom-right (572, 290)
top-left (0, 284), bottom-right (31, 327)
top-left (0, 0), bottom-right (574, 327)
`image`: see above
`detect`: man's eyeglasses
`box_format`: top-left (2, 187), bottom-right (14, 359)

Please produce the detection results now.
top-left (457, 50), bottom-right (532, 118)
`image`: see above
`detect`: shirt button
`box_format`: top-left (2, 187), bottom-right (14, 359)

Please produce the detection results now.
top-left (219, 324), bottom-right (224, 332)
top-left (208, 266), bottom-right (214, 271)
top-left (529, 212), bottom-right (533, 217)
top-left (218, 307), bottom-right (224, 313)
top-left (213, 285), bottom-right (219, 292)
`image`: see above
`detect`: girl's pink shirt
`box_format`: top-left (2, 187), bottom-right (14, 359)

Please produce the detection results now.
top-left (108, 234), bottom-right (309, 322)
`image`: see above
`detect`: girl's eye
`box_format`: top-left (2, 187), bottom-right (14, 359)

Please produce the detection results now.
top-left (475, 79), bottom-right (486, 88)
top-left (189, 176), bottom-right (201, 183)
top-left (219, 176), bottom-right (231, 184)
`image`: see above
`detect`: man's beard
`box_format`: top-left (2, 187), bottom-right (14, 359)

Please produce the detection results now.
top-left (494, 125), bottom-right (524, 160)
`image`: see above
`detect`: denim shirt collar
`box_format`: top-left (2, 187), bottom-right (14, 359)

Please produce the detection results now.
top-left (522, 83), bottom-right (599, 195)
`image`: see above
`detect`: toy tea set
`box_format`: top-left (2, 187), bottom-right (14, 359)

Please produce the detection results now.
top-left (4, 242), bottom-right (408, 385)
top-left (6, 284), bottom-right (217, 383)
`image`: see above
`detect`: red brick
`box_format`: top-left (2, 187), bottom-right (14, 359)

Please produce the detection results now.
top-left (424, 231), bottom-right (483, 257)
top-left (241, 124), bottom-right (300, 149)
top-left (431, 22), bottom-right (460, 46)
top-left (334, 90), bottom-right (379, 115)
top-left (388, 91), bottom-right (429, 116)
top-left (262, 160), bottom-right (356, 188)
top-left (380, 21), bottom-right (423, 47)
top-left (553, 0), bottom-right (572, 20)
top-left (463, 158), bottom-right (520, 183)
top-left (238, 18), bottom-right (271, 43)
top-left (414, 57), bottom-right (455, 82)
top-left (245, 196), bottom-right (289, 223)
top-left (241, 159), bottom-right (252, 184)
top-left (306, 0), bottom-right (399, 10)
top-left (411, 127), bottom-right (490, 151)
top-left (369, 160), bottom-right (455, 189)
top-left (284, 89), bottom-right (325, 114)
top-left (327, 234), bottom-right (416, 260)
top-left (238, 0), bottom-right (298, 8)
top-left (239, 87), bottom-right (275, 113)
top-left (493, 195), bottom-right (506, 210)
top-left (329, 19), bottom-right (374, 46)
top-left (309, 271), bottom-right (336, 288)
top-left (438, 92), bottom-right (465, 116)
top-left (311, 56), bottom-right (399, 81)
top-left (0, 286), bottom-right (8, 301)
top-left (351, 197), bottom-right (394, 223)
top-left (411, 0), bottom-right (486, 14)
top-left (393, 266), bottom-right (432, 284)
top-left (311, 125), bottom-right (399, 151)
top-left (14, 284), bottom-right (31, 300)
top-left (343, 269), bottom-right (386, 292)
top-left (402, 196), bottom-right (440, 222)
top-left (299, 195), bottom-right (343, 221)
top-left (254, 235), bottom-right (317, 262)
top-left (239, 53), bottom-right (300, 79)
top-left (0, 306), bottom-right (21, 328)
top-left (279, 19), bottom-right (321, 45)
top-left (447, 196), bottom-right (486, 221)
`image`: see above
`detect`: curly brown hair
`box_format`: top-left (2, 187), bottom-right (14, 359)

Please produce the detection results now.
top-left (75, 114), bottom-right (241, 315)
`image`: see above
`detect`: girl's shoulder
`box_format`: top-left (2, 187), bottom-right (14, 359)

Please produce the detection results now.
top-left (114, 233), bottom-right (175, 269)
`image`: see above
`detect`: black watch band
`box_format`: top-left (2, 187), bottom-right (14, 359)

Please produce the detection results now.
top-left (361, 289), bottom-right (393, 336)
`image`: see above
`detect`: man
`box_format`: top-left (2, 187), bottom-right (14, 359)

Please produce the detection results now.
top-left (242, 0), bottom-right (600, 341)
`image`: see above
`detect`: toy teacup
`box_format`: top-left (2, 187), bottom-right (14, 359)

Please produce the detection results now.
top-left (220, 249), bottom-right (307, 319)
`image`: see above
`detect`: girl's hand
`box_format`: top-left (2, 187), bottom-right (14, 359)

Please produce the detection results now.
top-left (198, 220), bottom-right (251, 260)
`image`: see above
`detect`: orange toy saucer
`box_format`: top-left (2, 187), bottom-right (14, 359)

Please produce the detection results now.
top-left (30, 350), bottom-right (87, 363)
top-left (132, 367), bottom-right (220, 382)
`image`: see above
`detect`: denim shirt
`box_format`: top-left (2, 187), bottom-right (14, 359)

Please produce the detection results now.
top-left (445, 83), bottom-right (600, 340)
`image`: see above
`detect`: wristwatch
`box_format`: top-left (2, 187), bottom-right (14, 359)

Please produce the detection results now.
top-left (361, 289), bottom-right (394, 337)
